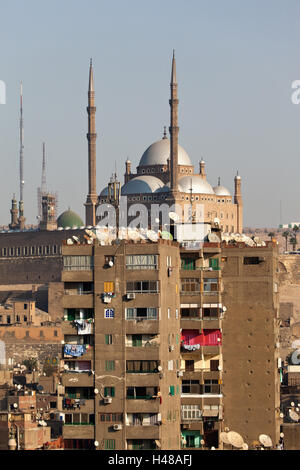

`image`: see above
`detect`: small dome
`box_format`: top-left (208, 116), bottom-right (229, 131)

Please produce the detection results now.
top-left (100, 186), bottom-right (108, 197)
top-left (139, 138), bottom-right (192, 167)
top-left (57, 210), bottom-right (84, 229)
top-left (121, 175), bottom-right (165, 195)
top-left (213, 185), bottom-right (231, 197)
top-left (178, 175), bottom-right (215, 194)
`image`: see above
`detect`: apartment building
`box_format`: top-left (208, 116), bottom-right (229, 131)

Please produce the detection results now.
top-left (61, 239), bottom-right (182, 450)
top-left (59, 236), bottom-right (280, 450)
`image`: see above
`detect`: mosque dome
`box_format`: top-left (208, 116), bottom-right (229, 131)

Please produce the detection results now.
top-left (178, 175), bottom-right (215, 194)
top-left (121, 175), bottom-right (164, 195)
top-left (100, 187), bottom-right (108, 196)
top-left (139, 138), bottom-right (192, 167)
top-left (57, 209), bottom-right (84, 229)
top-left (213, 185), bottom-right (231, 197)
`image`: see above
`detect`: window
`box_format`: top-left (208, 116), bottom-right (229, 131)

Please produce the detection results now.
top-left (244, 256), bottom-right (261, 265)
top-left (104, 282), bottom-right (114, 293)
top-left (100, 413), bottom-right (122, 422)
top-left (181, 258), bottom-right (195, 270)
top-left (126, 254), bottom-right (158, 270)
top-left (181, 405), bottom-right (202, 420)
top-left (132, 335), bottom-right (142, 347)
top-left (105, 334), bottom-right (113, 345)
top-left (181, 278), bottom-right (201, 293)
top-left (204, 379), bottom-right (220, 394)
top-left (209, 258), bottom-right (219, 270)
top-left (185, 360), bottom-right (194, 372)
top-left (126, 281), bottom-right (159, 293)
top-left (203, 278), bottom-right (218, 292)
top-left (126, 361), bottom-right (159, 373)
top-left (105, 360), bottom-right (115, 371)
top-left (126, 307), bottom-right (157, 320)
top-left (104, 309), bottom-right (115, 319)
top-left (105, 440), bottom-right (115, 450)
top-left (63, 256), bottom-right (94, 271)
top-left (203, 308), bottom-right (219, 320)
top-left (182, 380), bottom-right (201, 394)
top-left (16, 315), bottom-right (20, 323)
top-left (169, 385), bottom-right (175, 396)
top-left (181, 308), bottom-right (200, 319)
top-left (104, 387), bottom-right (115, 397)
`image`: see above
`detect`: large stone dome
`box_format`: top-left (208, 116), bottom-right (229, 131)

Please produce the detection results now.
top-left (57, 209), bottom-right (84, 228)
top-left (178, 175), bottom-right (215, 194)
top-left (213, 184), bottom-right (231, 197)
top-left (121, 175), bottom-right (165, 195)
top-left (139, 138), bottom-right (192, 167)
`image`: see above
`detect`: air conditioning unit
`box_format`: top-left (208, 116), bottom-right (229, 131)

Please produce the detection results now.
top-left (103, 397), bottom-right (112, 404)
top-left (113, 424), bottom-right (122, 431)
top-left (169, 345), bottom-right (174, 352)
top-left (177, 370), bottom-right (183, 377)
top-left (126, 293), bottom-right (136, 300)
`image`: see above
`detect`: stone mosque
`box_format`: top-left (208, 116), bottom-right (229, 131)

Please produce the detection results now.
top-left (5, 52), bottom-right (243, 236)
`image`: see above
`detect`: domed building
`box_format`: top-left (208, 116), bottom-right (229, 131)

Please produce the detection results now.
top-left (57, 209), bottom-right (84, 229)
top-left (93, 53), bottom-right (243, 234)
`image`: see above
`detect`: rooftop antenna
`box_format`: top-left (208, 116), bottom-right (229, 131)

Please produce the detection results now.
top-left (19, 81), bottom-right (24, 203)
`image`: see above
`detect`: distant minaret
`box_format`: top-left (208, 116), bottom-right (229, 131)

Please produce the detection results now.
top-left (85, 58), bottom-right (98, 226)
top-left (37, 142), bottom-right (47, 219)
top-left (234, 171), bottom-right (243, 233)
top-left (18, 82), bottom-right (25, 229)
top-left (169, 50), bottom-right (179, 195)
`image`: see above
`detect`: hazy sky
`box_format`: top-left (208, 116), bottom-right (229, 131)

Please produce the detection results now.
top-left (1, 0), bottom-right (300, 228)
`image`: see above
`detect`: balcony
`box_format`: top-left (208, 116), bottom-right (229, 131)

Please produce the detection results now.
top-left (61, 371), bottom-right (94, 388)
top-left (63, 424), bottom-right (94, 439)
top-left (126, 348), bottom-right (160, 361)
top-left (126, 320), bottom-right (159, 335)
top-left (62, 398), bottom-right (94, 412)
top-left (126, 425), bottom-right (161, 440)
top-left (63, 294), bottom-right (93, 309)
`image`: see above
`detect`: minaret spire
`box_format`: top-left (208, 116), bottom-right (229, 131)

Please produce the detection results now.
top-left (85, 58), bottom-right (98, 226)
top-left (18, 81), bottom-right (25, 229)
top-left (41, 142), bottom-right (47, 194)
top-left (169, 50), bottom-right (179, 194)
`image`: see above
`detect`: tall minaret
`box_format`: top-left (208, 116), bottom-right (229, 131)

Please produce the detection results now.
top-left (169, 50), bottom-right (179, 195)
top-left (18, 82), bottom-right (25, 229)
top-left (85, 58), bottom-right (98, 226)
top-left (37, 142), bottom-right (47, 219)
top-left (234, 171), bottom-right (243, 233)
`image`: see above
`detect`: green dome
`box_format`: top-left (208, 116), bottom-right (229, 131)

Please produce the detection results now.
top-left (57, 209), bottom-right (84, 229)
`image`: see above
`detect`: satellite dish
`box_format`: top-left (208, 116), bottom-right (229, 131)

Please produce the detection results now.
top-left (242, 443), bottom-right (249, 450)
top-left (227, 431), bottom-right (244, 448)
top-left (222, 306), bottom-right (227, 312)
top-left (291, 349), bottom-right (300, 365)
top-left (169, 211), bottom-right (179, 222)
top-left (289, 410), bottom-right (300, 422)
top-left (220, 432), bottom-right (230, 445)
top-left (214, 218), bottom-right (220, 225)
top-left (94, 388), bottom-right (99, 395)
top-left (128, 229), bottom-right (140, 241)
top-left (161, 231), bottom-right (173, 240)
top-left (208, 232), bottom-right (220, 243)
top-left (94, 441), bottom-right (99, 447)
top-left (291, 340), bottom-right (300, 349)
top-left (13, 403), bottom-right (18, 408)
top-left (147, 230), bottom-right (159, 242)
top-left (259, 434), bottom-right (272, 448)
top-left (66, 238), bottom-right (74, 245)
top-left (157, 365), bottom-right (163, 372)
top-left (72, 236), bottom-right (80, 243)
top-left (108, 260), bottom-right (114, 267)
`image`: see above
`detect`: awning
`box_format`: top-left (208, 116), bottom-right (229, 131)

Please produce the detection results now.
top-left (202, 410), bottom-right (219, 417)
top-left (155, 440), bottom-right (161, 448)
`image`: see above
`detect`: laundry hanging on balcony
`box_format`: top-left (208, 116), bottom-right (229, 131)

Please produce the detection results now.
top-left (64, 344), bottom-right (87, 357)
top-left (73, 319), bottom-right (92, 335)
